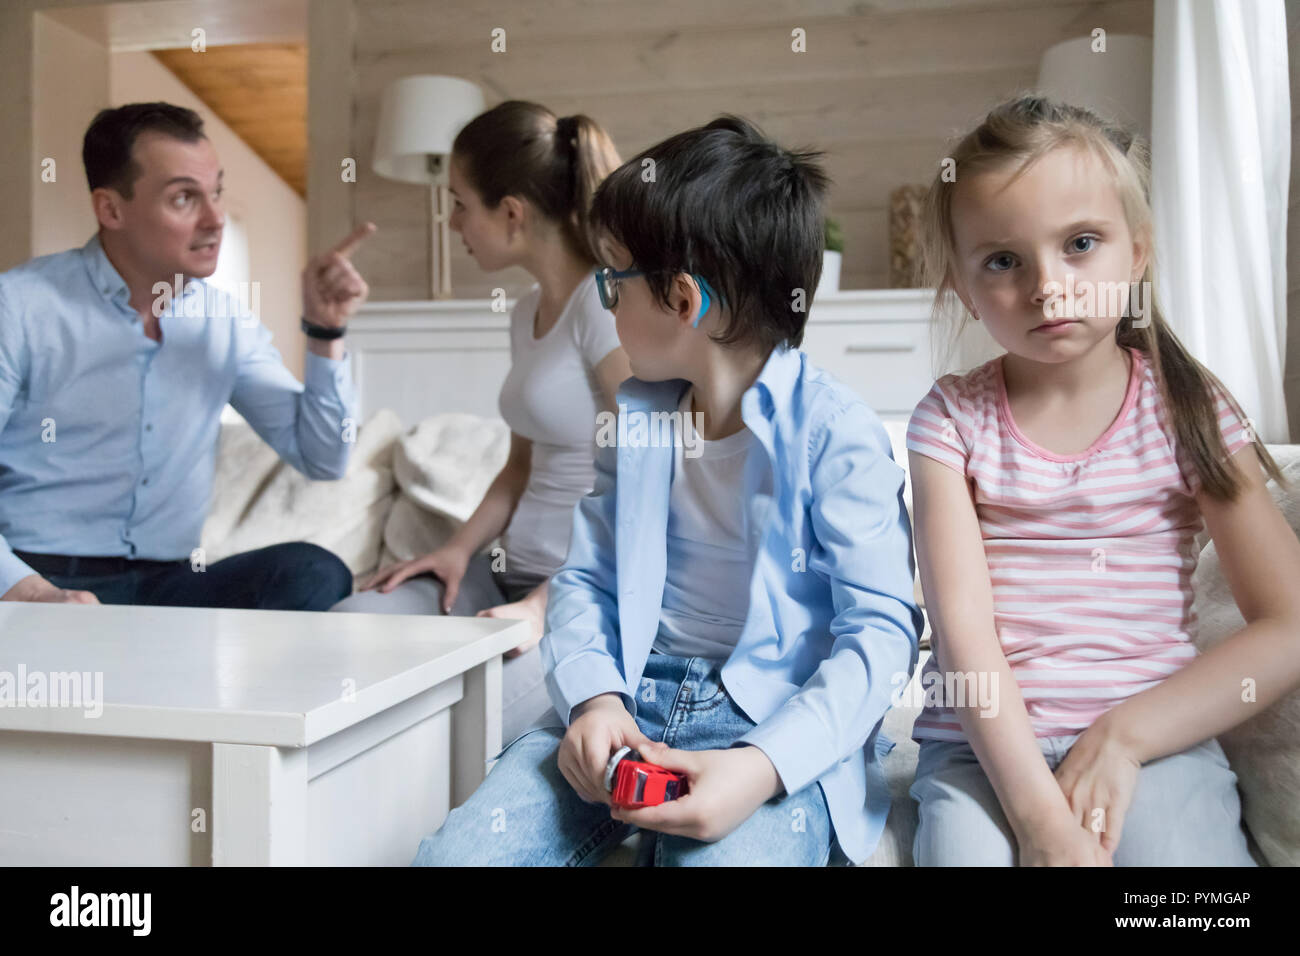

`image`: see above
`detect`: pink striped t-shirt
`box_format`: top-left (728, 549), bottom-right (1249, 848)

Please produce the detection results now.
top-left (905, 346), bottom-right (1254, 741)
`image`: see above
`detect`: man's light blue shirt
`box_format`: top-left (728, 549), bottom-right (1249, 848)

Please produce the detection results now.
top-left (541, 344), bottom-right (923, 864)
top-left (0, 234), bottom-right (357, 593)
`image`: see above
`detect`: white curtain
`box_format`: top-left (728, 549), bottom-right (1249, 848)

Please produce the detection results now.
top-left (210, 213), bottom-right (251, 301)
top-left (1151, 0), bottom-right (1291, 442)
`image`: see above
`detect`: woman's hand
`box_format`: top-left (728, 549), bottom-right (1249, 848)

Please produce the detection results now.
top-left (359, 544), bottom-right (470, 612)
top-left (558, 694), bottom-right (657, 805)
top-left (476, 582), bottom-right (548, 657)
top-left (1052, 716), bottom-right (1142, 855)
top-left (609, 741), bottom-right (782, 843)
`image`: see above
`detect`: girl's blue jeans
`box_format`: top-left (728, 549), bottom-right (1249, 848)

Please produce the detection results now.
top-left (910, 732), bottom-right (1258, 866)
top-left (412, 651), bottom-right (851, 866)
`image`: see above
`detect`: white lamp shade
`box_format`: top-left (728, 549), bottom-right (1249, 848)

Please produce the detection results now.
top-left (1037, 34), bottom-right (1153, 139)
top-left (372, 75), bottom-right (486, 183)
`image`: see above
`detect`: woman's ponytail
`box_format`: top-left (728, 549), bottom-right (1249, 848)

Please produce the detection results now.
top-left (557, 114), bottom-right (621, 263)
top-left (453, 102), bottom-right (620, 265)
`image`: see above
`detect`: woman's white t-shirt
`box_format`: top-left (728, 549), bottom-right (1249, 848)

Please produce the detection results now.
top-left (497, 275), bottom-right (621, 578)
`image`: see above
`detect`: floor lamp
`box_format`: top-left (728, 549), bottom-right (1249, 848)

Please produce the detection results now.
top-left (1037, 34), bottom-right (1152, 140)
top-left (373, 76), bottom-right (486, 299)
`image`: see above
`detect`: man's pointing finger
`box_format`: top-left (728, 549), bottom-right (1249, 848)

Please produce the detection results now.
top-left (329, 221), bottom-right (377, 258)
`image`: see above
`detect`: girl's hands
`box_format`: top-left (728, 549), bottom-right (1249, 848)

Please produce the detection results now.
top-left (1052, 719), bottom-right (1142, 855)
top-left (610, 740), bottom-right (782, 843)
top-left (558, 694), bottom-right (657, 805)
top-left (359, 544), bottom-right (470, 612)
top-left (1016, 813), bottom-right (1115, 866)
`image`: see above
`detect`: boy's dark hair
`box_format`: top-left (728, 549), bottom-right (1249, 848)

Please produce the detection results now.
top-left (589, 115), bottom-right (829, 352)
top-left (83, 102), bottom-right (206, 198)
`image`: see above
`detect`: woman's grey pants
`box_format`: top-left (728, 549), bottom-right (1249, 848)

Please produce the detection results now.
top-left (331, 554), bottom-right (559, 744)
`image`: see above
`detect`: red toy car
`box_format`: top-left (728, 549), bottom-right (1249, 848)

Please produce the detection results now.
top-left (605, 747), bottom-right (688, 809)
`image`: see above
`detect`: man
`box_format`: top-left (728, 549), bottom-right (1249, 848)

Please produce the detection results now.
top-left (0, 101), bottom-right (373, 610)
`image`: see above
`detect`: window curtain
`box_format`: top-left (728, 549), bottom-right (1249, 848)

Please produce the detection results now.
top-left (1151, 0), bottom-right (1291, 442)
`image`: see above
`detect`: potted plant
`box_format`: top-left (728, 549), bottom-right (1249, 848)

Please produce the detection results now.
top-left (821, 217), bottom-right (844, 295)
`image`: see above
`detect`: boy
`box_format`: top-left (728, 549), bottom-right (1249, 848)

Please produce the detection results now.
top-left (414, 116), bottom-right (921, 866)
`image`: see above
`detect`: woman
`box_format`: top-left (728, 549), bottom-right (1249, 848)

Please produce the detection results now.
top-left (334, 102), bottom-right (631, 745)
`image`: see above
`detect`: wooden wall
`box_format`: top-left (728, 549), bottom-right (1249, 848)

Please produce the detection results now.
top-left (334, 0), bottom-right (1155, 301)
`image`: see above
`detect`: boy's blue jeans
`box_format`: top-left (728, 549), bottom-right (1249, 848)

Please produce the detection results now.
top-left (413, 652), bottom-right (852, 866)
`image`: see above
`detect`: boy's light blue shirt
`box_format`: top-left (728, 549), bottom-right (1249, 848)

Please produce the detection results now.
top-left (0, 235), bottom-right (356, 594)
top-left (542, 344), bottom-right (923, 864)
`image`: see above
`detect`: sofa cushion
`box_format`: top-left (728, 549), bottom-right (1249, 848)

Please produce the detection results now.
top-left (393, 413), bottom-right (511, 521)
top-left (379, 413), bottom-right (511, 566)
top-left (201, 407), bottom-right (403, 575)
top-left (1191, 443), bottom-right (1300, 867)
top-left (881, 417), bottom-right (929, 646)
top-left (859, 654), bottom-right (926, 867)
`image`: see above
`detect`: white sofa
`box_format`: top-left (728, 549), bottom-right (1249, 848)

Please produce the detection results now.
top-left (202, 407), bottom-right (1300, 867)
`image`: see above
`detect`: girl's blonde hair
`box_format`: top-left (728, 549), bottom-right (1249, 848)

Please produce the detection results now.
top-left (921, 94), bottom-right (1285, 500)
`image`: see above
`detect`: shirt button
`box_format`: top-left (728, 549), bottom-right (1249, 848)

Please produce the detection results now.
top-left (146, 423), bottom-right (153, 431)
top-left (141, 477), bottom-right (149, 486)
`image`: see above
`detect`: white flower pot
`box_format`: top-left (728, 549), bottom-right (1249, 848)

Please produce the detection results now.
top-left (819, 249), bottom-right (842, 296)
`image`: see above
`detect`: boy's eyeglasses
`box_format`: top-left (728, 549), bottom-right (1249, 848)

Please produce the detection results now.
top-left (593, 266), bottom-right (720, 328)
top-left (593, 266), bottom-right (642, 311)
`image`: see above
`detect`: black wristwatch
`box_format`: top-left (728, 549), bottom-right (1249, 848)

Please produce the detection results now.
top-left (301, 316), bottom-right (346, 340)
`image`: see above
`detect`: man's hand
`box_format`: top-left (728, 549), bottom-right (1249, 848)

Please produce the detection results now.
top-left (1, 573), bottom-right (99, 604)
top-left (302, 222), bottom-right (376, 330)
top-left (609, 741), bottom-right (783, 843)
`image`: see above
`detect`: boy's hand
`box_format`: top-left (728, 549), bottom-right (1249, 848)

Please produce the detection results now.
top-left (558, 693), bottom-right (656, 805)
top-left (609, 740), bottom-right (783, 843)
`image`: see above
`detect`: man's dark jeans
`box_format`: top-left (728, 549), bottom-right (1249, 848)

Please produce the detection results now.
top-left (17, 542), bottom-right (353, 611)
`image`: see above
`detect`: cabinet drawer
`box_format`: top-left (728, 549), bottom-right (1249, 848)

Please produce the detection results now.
top-left (800, 320), bottom-right (936, 416)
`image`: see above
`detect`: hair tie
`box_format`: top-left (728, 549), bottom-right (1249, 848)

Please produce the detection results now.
top-left (556, 116), bottom-right (578, 152)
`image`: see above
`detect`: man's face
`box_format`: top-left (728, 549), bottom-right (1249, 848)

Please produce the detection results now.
top-left (103, 132), bottom-right (225, 281)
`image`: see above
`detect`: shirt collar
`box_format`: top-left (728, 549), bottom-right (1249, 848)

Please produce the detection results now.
top-left (81, 233), bottom-right (132, 311)
top-left (747, 344), bottom-right (801, 417)
top-left (616, 344), bottom-right (802, 422)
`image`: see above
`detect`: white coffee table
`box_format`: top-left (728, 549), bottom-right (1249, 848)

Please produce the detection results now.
top-left (0, 602), bottom-right (528, 865)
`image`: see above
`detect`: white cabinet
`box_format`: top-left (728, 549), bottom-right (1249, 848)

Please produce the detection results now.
top-left (348, 300), bottom-right (512, 425)
top-left (348, 290), bottom-right (999, 425)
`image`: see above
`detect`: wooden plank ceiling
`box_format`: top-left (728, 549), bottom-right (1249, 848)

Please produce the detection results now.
top-left (152, 43), bottom-right (306, 196)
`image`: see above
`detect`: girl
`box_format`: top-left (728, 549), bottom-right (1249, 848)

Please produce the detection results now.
top-left (905, 95), bottom-right (1300, 866)
top-left (334, 102), bottom-right (632, 745)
